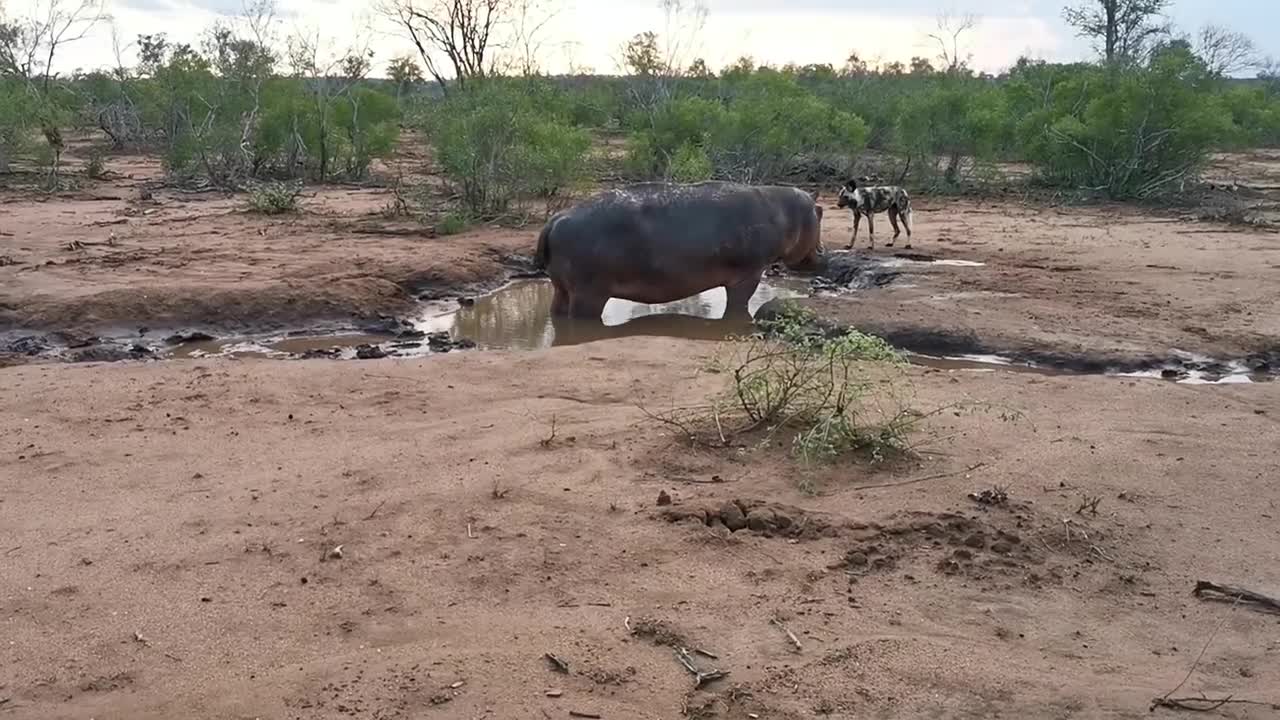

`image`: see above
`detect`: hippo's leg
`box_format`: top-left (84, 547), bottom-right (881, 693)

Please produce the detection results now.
top-left (724, 274), bottom-right (761, 319)
top-left (847, 212), bottom-right (861, 249)
top-left (887, 208), bottom-right (901, 247)
top-left (568, 291), bottom-right (608, 321)
top-left (550, 278), bottom-right (571, 316)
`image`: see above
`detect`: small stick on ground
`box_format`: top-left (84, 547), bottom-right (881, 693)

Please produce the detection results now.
top-left (771, 617), bottom-right (803, 653)
top-left (853, 462), bottom-right (987, 492)
top-left (1193, 580), bottom-right (1280, 614)
top-left (1151, 695), bottom-right (1280, 713)
top-left (1152, 595), bottom-right (1243, 711)
top-left (623, 616), bottom-right (632, 633)
top-left (544, 653), bottom-right (570, 674)
top-left (364, 500), bottom-right (387, 521)
top-left (693, 647), bottom-right (719, 660)
top-left (674, 647), bottom-right (729, 689)
top-left (568, 711), bottom-right (602, 719)
top-left (467, 523), bottom-right (475, 539)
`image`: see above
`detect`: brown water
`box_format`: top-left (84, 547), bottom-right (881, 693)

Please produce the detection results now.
top-left (417, 278), bottom-right (811, 350)
top-left (164, 278), bottom-right (812, 359)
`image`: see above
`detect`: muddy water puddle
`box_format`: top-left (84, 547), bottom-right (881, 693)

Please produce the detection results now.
top-left (164, 278), bottom-right (812, 359)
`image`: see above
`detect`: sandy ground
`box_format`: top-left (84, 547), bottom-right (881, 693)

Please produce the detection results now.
top-left (0, 145), bottom-right (529, 337)
top-left (806, 198), bottom-right (1280, 362)
top-left (2, 343), bottom-right (1279, 720)
top-left (3, 143), bottom-right (1280, 719)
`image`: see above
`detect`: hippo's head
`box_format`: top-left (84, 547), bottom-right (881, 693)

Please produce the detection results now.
top-left (781, 200), bottom-right (826, 272)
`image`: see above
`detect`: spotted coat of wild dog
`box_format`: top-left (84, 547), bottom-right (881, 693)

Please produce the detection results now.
top-left (835, 178), bottom-right (914, 249)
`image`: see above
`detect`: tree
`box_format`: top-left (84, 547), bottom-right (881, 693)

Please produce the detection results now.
top-left (1195, 25), bottom-right (1258, 78)
top-left (841, 51), bottom-right (869, 77)
top-left (286, 26), bottom-right (372, 180)
top-left (622, 31), bottom-right (662, 76)
top-left (381, 0), bottom-right (507, 95)
top-left (1, 0), bottom-right (107, 184)
top-left (909, 56), bottom-right (935, 75)
top-left (685, 57), bottom-right (711, 78)
top-left (1063, 0), bottom-right (1170, 64)
top-left (927, 12), bottom-right (977, 74)
top-left (387, 54), bottom-right (423, 98)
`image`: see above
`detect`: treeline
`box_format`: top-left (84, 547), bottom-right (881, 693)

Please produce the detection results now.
top-left (1, 14), bottom-right (404, 186)
top-left (3, 1), bottom-right (1280, 220)
top-left (419, 44), bottom-right (1280, 218)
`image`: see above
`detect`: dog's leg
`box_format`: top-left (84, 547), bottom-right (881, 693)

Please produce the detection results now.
top-left (866, 212), bottom-right (875, 249)
top-left (848, 212), bottom-right (861, 249)
top-left (902, 206), bottom-right (913, 249)
top-left (887, 208), bottom-right (901, 247)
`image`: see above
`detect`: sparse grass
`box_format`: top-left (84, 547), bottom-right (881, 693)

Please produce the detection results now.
top-left (643, 300), bottom-right (1024, 486)
top-left (436, 210), bottom-right (470, 236)
top-left (245, 180), bottom-right (303, 215)
top-left (85, 150), bottom-right (106, 180)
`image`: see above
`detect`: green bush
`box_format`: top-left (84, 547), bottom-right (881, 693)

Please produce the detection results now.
top-left (626, 73), bottom-right (868, 183)
top-left (1010, 50), bottom-right (1235, 198)
top-left (669, 141), bottom-right (713, 182)
top-left (245, 180), bottom-right (302, 214)
top-left (895, 79), bottom-right (1009, 186)
top-left (424, 80), bottom-right (591, 219)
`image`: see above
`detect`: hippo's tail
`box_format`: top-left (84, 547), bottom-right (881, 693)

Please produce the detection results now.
top-left (534, 216), bottom-right (556, 270)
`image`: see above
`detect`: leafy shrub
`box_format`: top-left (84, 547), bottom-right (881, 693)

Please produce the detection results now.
top-left (424, 80), bottom-right (591, 219)
top-left (1010, 49), bottom-right (1235, 198)
top-left (85, 149), bottom-right (107, 179)
top-left (245, 180), bottom-right (303, 214)
top-left (436, 211), bottom-right (469, 236)
top-left (627, 74), bottom-right (868, 183)
top-left (668, 141), bottom-right (713, 182)
top-left (895, 79), bottom-right (1009, 186)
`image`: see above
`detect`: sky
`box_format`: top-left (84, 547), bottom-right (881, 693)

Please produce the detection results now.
top-left (6, 0), bottom-right (1279, 78)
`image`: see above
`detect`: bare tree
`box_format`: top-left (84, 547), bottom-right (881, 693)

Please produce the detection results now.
top-left (1063, 0), bottom-right (1171, 64)
top-left (1195, 25), bottom-right (1258, 77)
top-left (506, 0), bottom-right (559, 76)
top-left (287, 23), bottom-right (373, 180)
top-left (380, 0), bottom-right (509, 95)
top-left (927, 12), bottom-right (977, 74)
top-left (2, 0), bottom-right (107, 185)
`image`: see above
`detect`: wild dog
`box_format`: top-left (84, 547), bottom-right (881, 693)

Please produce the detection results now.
top-left (835, 178), bottom-right (914, 249)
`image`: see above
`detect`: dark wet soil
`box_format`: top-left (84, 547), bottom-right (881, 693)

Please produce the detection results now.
top-left (4, 249), bottom-right (1276, 386)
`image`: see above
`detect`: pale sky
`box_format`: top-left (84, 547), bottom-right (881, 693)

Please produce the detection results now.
top-left (9, 0), bottom-right (1280, 78)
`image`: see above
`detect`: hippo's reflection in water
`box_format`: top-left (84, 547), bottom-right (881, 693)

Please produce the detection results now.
top-left (423, 278), bottom-right (808, 350)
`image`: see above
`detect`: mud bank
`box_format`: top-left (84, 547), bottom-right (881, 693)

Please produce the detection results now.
top-left (756, 298), bottom-right (1279, 383)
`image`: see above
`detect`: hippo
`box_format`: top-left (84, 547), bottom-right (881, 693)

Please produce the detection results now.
top-left (533, 181), bottom-right (825, 320)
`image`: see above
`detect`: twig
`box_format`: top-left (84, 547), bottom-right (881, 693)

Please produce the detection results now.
top-left (1193, 581), bottom-right (1280, 614)
top-left (674, 647), bottom-right (730, 688)
top-left (1153, 595), bottom-right (1241, 710)
top-left (544, 653), bottom-right (570, 674)
top-left (693, 648), bottom-right (719, 660)
top-left (623, 616), bottom-right (632, 633)
top-left (466, 523), bottom-right (475, 539)
top-left (364, 500), bottom-right (387, 521)
top-left (852, 462), bottom-right (987, 492)
top-left (771, 617), bottom-right (803, 653)
top-left (569, 711), bottom-right (602, 719)
top-left (1152, 695), bottom-right (1280, 713)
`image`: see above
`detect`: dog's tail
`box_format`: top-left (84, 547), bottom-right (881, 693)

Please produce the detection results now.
top-left (534, 215), bottom-right (558, 269)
